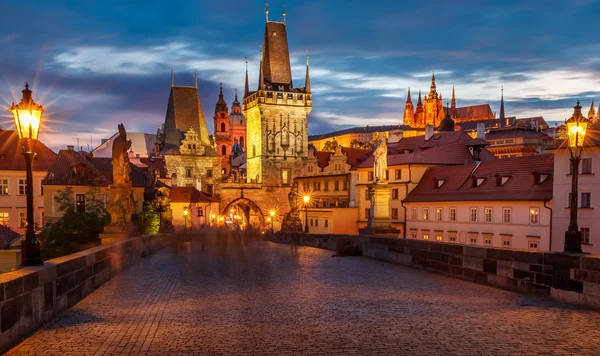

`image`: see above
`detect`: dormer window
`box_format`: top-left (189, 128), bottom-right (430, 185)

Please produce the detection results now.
top-left (495, 173), bottom-right (512, 186)
top-left (533, 171), bottom-right (552, 185)
top-left (472, 176), bottom-right (486, 188)
top-left (73, 165), bottom-right (86, 177)
top-left (434, 177), bottom-right (447, 188)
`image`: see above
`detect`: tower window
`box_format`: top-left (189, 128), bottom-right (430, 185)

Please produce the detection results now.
top-left (220, 122), bottom-right (226, 132)
top-left (221, 145), bottom-right (227, 156)
top-left (240, 137), bottom-right (244, 147)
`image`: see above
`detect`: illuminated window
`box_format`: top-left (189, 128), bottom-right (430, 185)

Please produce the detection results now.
top-left (281, 169), bottom-right (291, 185)
top-left (19, 179), bottom-right (26, 195)
top-left (395, 169), bottom-right (402, 180)
top-left (581, 227), bottom-right (591, 244)
top-left (530, 208), bottom-right (539, 224)
top-left (436, 234), bottom-right (443, 241)
top-left (392, 189), bottom-right (399, 200)
top-left (503, 208), bottom-right (511, 223)
top-left (450, 208), bottom-right (456, 221)
top-left (76, 194), bottom-right (86, 213)
top-left (423, 233), bottom-right (429, 240)
top-left (470, 208), bottom-right (478, 222)
top-left (19, 212), bottom-right (26, 228)
top-left (368, 171), bottom-right (374, 181)
top-left (411, 208), bottom-right (417, 220)
top-left (435, 208), bottom-right (443, 221)
top-left (0, 179), bottom-right (8, 195)
top-left (484, 208), bottom-right (493, 223)
top-left (423, 208), bottom-right (429, 220)
top-left (0, 212), bottom-right (8, 226)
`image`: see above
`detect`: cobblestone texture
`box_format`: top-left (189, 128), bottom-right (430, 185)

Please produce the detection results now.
top-left (6, 240), bottom-right (600, 355)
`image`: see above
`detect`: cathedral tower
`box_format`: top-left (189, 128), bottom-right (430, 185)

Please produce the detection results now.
top-left (423, 72), bottom-right (445, 127)
top-left (403, 88), bottom-right (414, 126)
top-left (243, 15), bottom-right (312, 186)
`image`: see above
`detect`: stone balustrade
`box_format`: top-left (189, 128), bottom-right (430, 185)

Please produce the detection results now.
top-left (270, 233), bottom-right (600, 311)
top-left (0, 233), bottom-right (176, 353)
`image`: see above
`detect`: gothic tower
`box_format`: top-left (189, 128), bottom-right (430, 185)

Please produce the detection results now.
top-left (423, 72), bottom-right (445, 127)
top-left (243, 15), bottom-right (312, 186)
top-left (214, 83), bottom-right (231, 174)
top-left (451, 85), bottom-right (456, 118)
top-left (403, 88), bottom-right (414, 126)
top-left (415, 90), bottom-right (424, 127)
top-left (588, 100), bottom-right (597, 123)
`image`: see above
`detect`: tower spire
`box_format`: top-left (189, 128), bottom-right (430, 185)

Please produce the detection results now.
top-left (265, 2), bottom-right (269, 22)
top-left (499, 87), bottom-right (506, 127)
top-left (305, 51), bottom-right (311, 93)
top-left (194, 71), bottom-right (198, 88)
top-left (235, 88), bottom-right (238, 102)
top-left (406, 87), bottom-right (412, 103)
top-left (171, 68), bottom-right (174, 87)
top-left (451, 85), bottom-right (456, 110)
top-left (258, 47), bottom-right (264, 90)
top-left (283, 4), bottom-right (286, 24)
top-left (417, 89), bottom-right (422, 106)
top-left (244, 57), bottom-right (249, 97)
top-left (588, 100), bottom-right (597, 122)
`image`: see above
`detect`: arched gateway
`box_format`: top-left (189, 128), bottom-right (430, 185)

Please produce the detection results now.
top-left (221, 197), bottom-right (265, 228)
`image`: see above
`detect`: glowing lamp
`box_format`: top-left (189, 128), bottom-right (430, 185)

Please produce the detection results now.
top-left (269, 210), bottom-right (275, 217)
top-left (8, 83), bottom-right (44, 142)
top-left (565, 101), bottom-right (589, 149)
top-left (183, 208), bottom-right (189, 216)
top-left (267, 217), bottom-right (272, 222)
top-left (303, 195), bottom-right (310, 204)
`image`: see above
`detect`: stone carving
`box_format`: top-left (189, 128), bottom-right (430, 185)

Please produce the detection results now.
top-left (373, 132), bottom-right (388, 183)
top-left (282, 183), bottom-right (303, 232)
top-left (106, 189), bottom-right (135, 226)
top-left (112, 123), bottom-right (132, 186)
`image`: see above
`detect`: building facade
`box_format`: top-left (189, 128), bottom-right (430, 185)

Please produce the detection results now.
top-left (214, 86), bottom-right (246, 176)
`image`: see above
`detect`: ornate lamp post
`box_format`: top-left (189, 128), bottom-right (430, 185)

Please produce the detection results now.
top-left (183, 207), bottom-right (189, 235)
top-left (564, 101), bottom-right (589, 253)
top-left (269, 210), bottom-right (275, 232)
top-left (303, 195), bottom-right (310, 233)
top-left (8, 83), bottom-right (44, 266)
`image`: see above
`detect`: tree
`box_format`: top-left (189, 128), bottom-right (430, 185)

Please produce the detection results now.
top-left (38, 185), bottom-right (109, 260)
top-left (132, 203), bottom-right (160, 235)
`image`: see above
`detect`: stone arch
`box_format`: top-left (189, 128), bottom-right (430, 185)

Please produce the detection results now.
top-left (221, 197), bottom-right (265, 226)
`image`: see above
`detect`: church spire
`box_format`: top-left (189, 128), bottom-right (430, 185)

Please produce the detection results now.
top-left (258, 47), bottom-right (264, 90)
top-left (451, 85), bottom-right (456, 109)
top-left (244, 57), bottom-right (249, 97)
top-left (406, 87), bottom-right (412, 103)
top-left (429, 71), bottom-right (437, 98)
top-left (588, 100), bottom-right (597, 122)
top-left (171, 68), bottom-right (174, 87)
top-left (305, 52), bottom-right (311, 93)
top-left (417, 89), bottom-right (422, 106)
top-left (499, 87), bottom-right (506, 127)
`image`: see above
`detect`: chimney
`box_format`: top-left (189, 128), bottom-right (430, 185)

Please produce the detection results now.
top-left (476, 122), bottom-right (485, 140)
top-left (67, 145), bottom-right (75, 151)
top-left (425, 124), bottom-right (434, 140)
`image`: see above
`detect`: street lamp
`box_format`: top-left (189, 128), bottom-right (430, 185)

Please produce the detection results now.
top-left (8, 83), bottom-right (44, 266)
top-left (183, 207), bottom-right (189, 235)
top-left (564, 101), bottom-right (589, 253)
top-left (269, 210), bottom-right (275, 232)
top-left (303, 195), bottom-right (310, 233)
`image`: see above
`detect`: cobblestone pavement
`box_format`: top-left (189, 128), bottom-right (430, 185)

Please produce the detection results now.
top-left (6, 240), bottom-right (600, 355)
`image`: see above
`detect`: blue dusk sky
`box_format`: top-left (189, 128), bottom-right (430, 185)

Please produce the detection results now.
top-left (1, 0), bottom-right (600, 150)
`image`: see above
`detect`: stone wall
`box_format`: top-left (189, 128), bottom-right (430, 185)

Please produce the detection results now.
top-left (0, 233), bottom-right (176, 353)
top-left (270, 233), bottom-right (600, 311)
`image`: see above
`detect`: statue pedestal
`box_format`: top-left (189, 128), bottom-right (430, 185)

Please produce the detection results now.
top-left (100, 225), bottom-right (131, 245)
top-left (360, 183), bottom-right (400, 237)
top-left (281, 211), bottom-right (303, 232)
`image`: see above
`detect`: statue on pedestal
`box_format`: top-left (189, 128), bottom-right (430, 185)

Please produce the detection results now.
top-left (112, 124), bottom-right (132, 186)
top-left (106, 123), bottom-right (136, 227)
top-left (281, 183), bottom-right (303, 232)
top-left (373, 132), bottom-right (388, 183)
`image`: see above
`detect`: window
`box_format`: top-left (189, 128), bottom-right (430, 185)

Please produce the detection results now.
top-left (206, 169), bottom-right (213, 178)
top-left (221, 145), bottom-right (227, 155)
top-left (484, 237), bottom-right (492, 247)
top-left (469, 236), bottom-right (478, 245)
top-left (19, 179), bottom-right (26, 195)
top-left (581, 192), bottom-right (591, 208)
top-left (449, 235), bottom-right (456, 243)
top-left (435, 208), bottom-right (442, 221)
top-left (0, 179), bottom-right (8, 195)
top-left (365, 208), bottom-right (370, 219)
top-left (76, 194), bottom-right (86, 213)
top-left (368, 171), bottom-right (374, 181)
top-left (529, 241), bottom-right (539, 251)
top-left (392, 189), bottom-right (399, 200)
top-left (436, 234), bottom-right (443, 241)
top-left (395, 169), bottom-right (402, 180)
top-left (0, 212), bottom-right (8, 226)
top-left (324, 219), bottom-right (329, 228)
top-left (315, 219), bottom-right (319, 227)
top-left (470, 208), bottom-right (478, 222)
top-left (502, 239), bottom-right (512, 248)
top-left (411, 208), bottom-right (417, 220)
top-left (411, 231), bottom-right (418, 239)
top-left (281, 169), bottom-right (291, 185)
top-left (40, 180), bottom-right (44, 196)
top-left (185, 168), bottom-right (192, 178)
top-left (252, 145), bottom-right (256, 157)
top-left (19, 212), bottom-right (26, 228)
top-left (324, 180), bottom-right (329, 191)
top-left (334, 180), bottom-right (340, 191)
top-left (450, 208), bottom-right (456, 221)
top-left (391, 208), bottom-right (398, 220)
top-left (423, 233), bottom-right (429, 240)
top-left (365, 189), bottom-right (370, 200)
top-left (530, 208), bottom-right (539, 224)
top-left (240, 137), bottom-right (244, 147)
top-left (581, 227), bottom-right (590, 244)
top-left (310, 219), bottom-right (314, 227)
top-left (220, 122), bottom-right (226, 132)
top-left (385, 170), bottom-right (389, 180)
top-left (308, 165), bottom-right (314, 173)
top-left (423, 208), bottom-right (429, 220)
top-left (342, 180), bottom-right (348, 191)
top-left (206, 184), bottom-right (213, 195)
top-left (484, 208), bottom-right (493, 223)
top-left (197, 207), bottom-right (203, 217)
top-left (503, 208), bottom-right (511, 223)
top-left (582, 158), bottom-right (592, 174)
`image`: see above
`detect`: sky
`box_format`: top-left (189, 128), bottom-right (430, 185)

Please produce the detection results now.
top-left (1, 0), bottom-right (600, 151)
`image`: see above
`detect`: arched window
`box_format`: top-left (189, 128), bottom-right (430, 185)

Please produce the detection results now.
top-left (221, 145), bottom-right (227, 156)
top-left (220, 122), bottom-right (226, 132)
top-left (240, 137), bottom-right (244, 147)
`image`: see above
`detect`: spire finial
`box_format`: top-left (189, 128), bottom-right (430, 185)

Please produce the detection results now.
top-left (244, 57), bottom-right (249, 97)
top-left (258, 46), bottom-right (264, 90)
top-left (171, 68), bottom-right (174, 87)
top-left (305, 50), bottom-right (311, 93)
top-left (306, 50), bottom-right (309, 65)
top-left (235, 88), bottom-right (238, 101)
top-left (283, 4), bottom-right (286, 24)
top-left (194, 71), bottom-right (198, 88)
top-left (265, 2), bottom-right (269, 22)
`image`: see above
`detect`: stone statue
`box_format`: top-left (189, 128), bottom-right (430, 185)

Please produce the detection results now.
top-left (112, 123), bottom-right (132, 186)
top-left (288, 186), bottom-right (298, 212)
top-left (373, 132), bottom-right (388, 182)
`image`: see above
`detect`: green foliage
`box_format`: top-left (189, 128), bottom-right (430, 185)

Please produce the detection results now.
top-left (132, 203), bottom-right (160, 235)
top-left (38, 186), bottom-right (109, 260)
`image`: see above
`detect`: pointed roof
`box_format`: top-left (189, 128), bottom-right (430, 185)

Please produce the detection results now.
top-left (588, 100), bottom-right (596, 118)
top-left (499, 88), bottom-right (506, 126)
top-left (406, 87), bottom-right (412, 103)
top-left (451, 86), bottom-right (456, 108)
top-left (215, 83), bottom-right (228, 114)
top-left (429, 71), bottom-right (437, 97)
top-left (261, 21), bottom-right (293, 88)
top-left (244, 59), bottom-right (250, 97)
top-left (417, 90), bottom-right (423, 106)
top-left (305, 54), bottom-right (311, 93)
top-left (162, 86), bottom-right (212, 153)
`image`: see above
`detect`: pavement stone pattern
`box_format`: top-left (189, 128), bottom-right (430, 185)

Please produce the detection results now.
top-left (6, 239), bottom-right (600, 355)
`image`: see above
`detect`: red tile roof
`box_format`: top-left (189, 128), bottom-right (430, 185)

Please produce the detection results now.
top-left (139, 157), bottom-right (167, 178)
top-left (170, 187), bottom-right (215, 203)
top-left (485, 127), bottom-right (553, 140)
top-left (444, 104), bottom-right (494, 119)
top-left (0, 130), bottom-right (57, 171)
top-left (342, 147), bottom-right (371, 167)
top-left (0, 226), bottom-right (21, 249)
top-left (42, 149), bottom-right (150, 187)
top-left (404, 154), bottom-right (554, 202)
